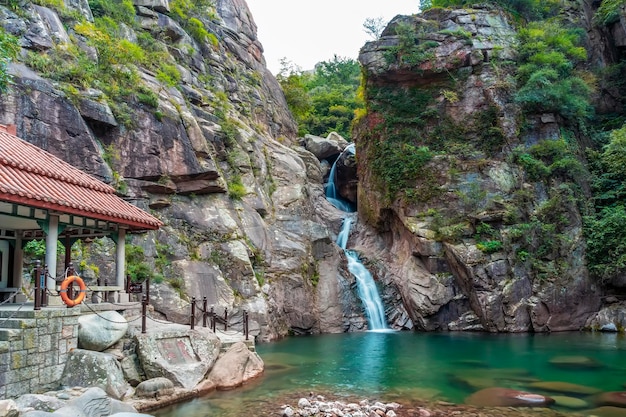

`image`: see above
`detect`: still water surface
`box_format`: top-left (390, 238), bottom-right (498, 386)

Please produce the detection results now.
top-left (155, 331), bottom-right (626, 416)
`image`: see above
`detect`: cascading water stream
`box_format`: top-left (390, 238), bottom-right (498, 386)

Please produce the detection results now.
top-left (337, 218), bottom-right (388, 330)
top-left (325, 144), bottom-right (355, 212)
top-left (327, 144), bottom-right (388, 331)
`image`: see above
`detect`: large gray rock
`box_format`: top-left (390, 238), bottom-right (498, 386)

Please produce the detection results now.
top-left (134, 377), bottom-right (174, 398)
top-left (59, 351), bottom-right (131, 400)
top-left (135, 328), bottom-right (220, 389)
top-left (303, 134), bottom-right (344, 160)
top-left (78, 311), bottom-right (129, 352)
top-left (14, 395), bottom-right (64, 413)
top-left (133, 0), bottom-right (170, 13)
top-left (586, 303), bottom-right (626, 331)
top-left (205, 342), bottom-right (264, 389)
top-left (0, 400), bottom-right (18, 417)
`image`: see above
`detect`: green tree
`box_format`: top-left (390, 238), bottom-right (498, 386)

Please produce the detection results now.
top-left (278, 55), bottom-right (362, 139)
top-left (363, 17), bottom-right (386, 40)
top-left (0, 28), bottom-right (19, 93)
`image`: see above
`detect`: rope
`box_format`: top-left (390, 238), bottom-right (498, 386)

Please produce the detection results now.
top-left (45, 267), bottom-right (71, 283)
top-left (145, 315), bottom-right (185, 325)
top-left (80, 302), bottom-right (143, 323)
top-left (85, 285), bottom-right (141, 307)
top-left (0, 289), bottom-right (34, 327)
top-left (0, 290), bottom-right (18, 306)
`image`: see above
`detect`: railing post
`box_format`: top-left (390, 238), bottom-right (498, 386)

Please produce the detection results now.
top-left (42, 265), bottom-right (49, 306)
top-left (34, 261), bottom-right (42, 310)
top-left (244, 310), bottom-right (249, 340)
top-left (224, 307), bottom-right (228, 331)
top-left (66, 262), bottom-right (74, 305)
top-left (146, 277), bottom-right (150, 304)
top-left (141, 295), bottom-right (147, 334)
top-left (202, 297), bottom-right (208, 327)
top-left (191, 297), bottom-right (196, 330)
top-left (210, 307), bottom-right (215, 332)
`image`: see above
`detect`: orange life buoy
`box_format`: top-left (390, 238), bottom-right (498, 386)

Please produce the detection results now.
top-left (60, 275), bottom-right (86, 307)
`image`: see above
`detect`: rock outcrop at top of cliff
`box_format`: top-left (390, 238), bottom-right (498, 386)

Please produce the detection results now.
top-left (353, 4), bottom-right (602, 332)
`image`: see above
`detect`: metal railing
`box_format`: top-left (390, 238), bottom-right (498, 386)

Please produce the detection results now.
top-left (189, 297), bottom-right (249, 340)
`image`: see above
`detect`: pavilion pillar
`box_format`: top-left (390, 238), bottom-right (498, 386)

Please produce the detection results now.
top-left (45, 214), bottom-right (59, 295)
top-left (115, 228), bottom-right (126, 302)
top-left (13, 233), bottom-right (23, 296)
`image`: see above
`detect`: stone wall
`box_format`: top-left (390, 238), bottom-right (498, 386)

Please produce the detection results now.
top-left (0, 307), bottom-right (81, 398)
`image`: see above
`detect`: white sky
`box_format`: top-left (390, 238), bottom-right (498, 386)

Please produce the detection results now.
top-left (245, 0), bottom-right (419, 74)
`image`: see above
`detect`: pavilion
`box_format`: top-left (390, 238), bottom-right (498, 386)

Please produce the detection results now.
top-left (0, 124), bottom-right (162, 305)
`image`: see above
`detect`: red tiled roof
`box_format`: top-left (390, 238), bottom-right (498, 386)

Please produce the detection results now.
top-left (0, 130), bottom-right (162, 230)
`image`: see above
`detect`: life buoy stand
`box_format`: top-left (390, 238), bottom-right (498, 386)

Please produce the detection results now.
top-left (60, 275), bottom-right (86, 307)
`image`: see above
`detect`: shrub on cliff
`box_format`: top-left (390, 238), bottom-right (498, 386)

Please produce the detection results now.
top-left (421, 0), bottom-right (561, 21)
top-left (0, 28), bottom-right (18, 93)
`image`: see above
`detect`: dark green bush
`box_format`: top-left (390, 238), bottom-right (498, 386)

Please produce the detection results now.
top-left (584, 205), bottom-right (626, 281)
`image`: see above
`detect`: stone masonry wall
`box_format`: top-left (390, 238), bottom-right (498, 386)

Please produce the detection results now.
top-left (0, 307), bottom-right (81, 398)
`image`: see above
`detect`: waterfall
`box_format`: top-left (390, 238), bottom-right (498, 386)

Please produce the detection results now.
top-left (336, 218), bottom-right (388, 331)
top-left (327, 144), bottom-right (388, 331)
top-left (325, 144), bottom-right (355, 212)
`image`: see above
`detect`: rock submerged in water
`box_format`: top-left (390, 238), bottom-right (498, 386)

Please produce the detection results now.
top-left (527, 381), bottom-right (601, 395)
top-left (551, 395), bottom-right (589, 409)
top-left (548, 355), bottom-right (603, 369)
top-left (595, 391), bottom-right (626, 408)
top-left (465, 387), bottom-right (555, 407)
top-left (585, 406), bottom-right (626, 417)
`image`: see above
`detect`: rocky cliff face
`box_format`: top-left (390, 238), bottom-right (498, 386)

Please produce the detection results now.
top-left (354, 4), bottom-right (603, 332)
top-left (0, 0), bottom-right (369, 341)
top-left (0, 0), bottom-right (616, 339)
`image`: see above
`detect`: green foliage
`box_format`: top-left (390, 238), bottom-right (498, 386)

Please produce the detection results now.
top-left (513, 138), bottom-right (586, 182)
top-left (24, 240), bottom-right (47, 258)
top-left (88, 0), bottom-right (136, 26)
top-left (168, 0), bottom-right (218, 47)
top-left (277, 56), bottom-right (362, 139)
top-left (384, 22), bottom-right (437, 67)
top-left (584, 124), bottom-right (626, 281)
top-left (371, 142), bottom-right (435, 200)
top-left (590, 125), bottom-right (626, 207)
top-left (125, 244), bottom-right (152, 283)
top-left (593, 0), bottom-right (626, 26)
top-left (156, 63), bottom-right (181, 88)
top-left (154, 241), bottom-right (172, 272)
top-left (584, 205), bottom-right (626, 282)
top-left (427, 0), bottom-right (561, 21)
top-left (187, 17), bottom-right (211, 44)
top-left (137, 86), bottom-right (159, 108)
top-left (514, 22), bottom-right (592, 120)
top-left (0, 28), bottom-right (19, 93)
top-left (227, 179), bottom-right (247, 200)
top-left (438, 28), bottom-right (472, 39)
top-left (477, 240), bottom-right (503, 253)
